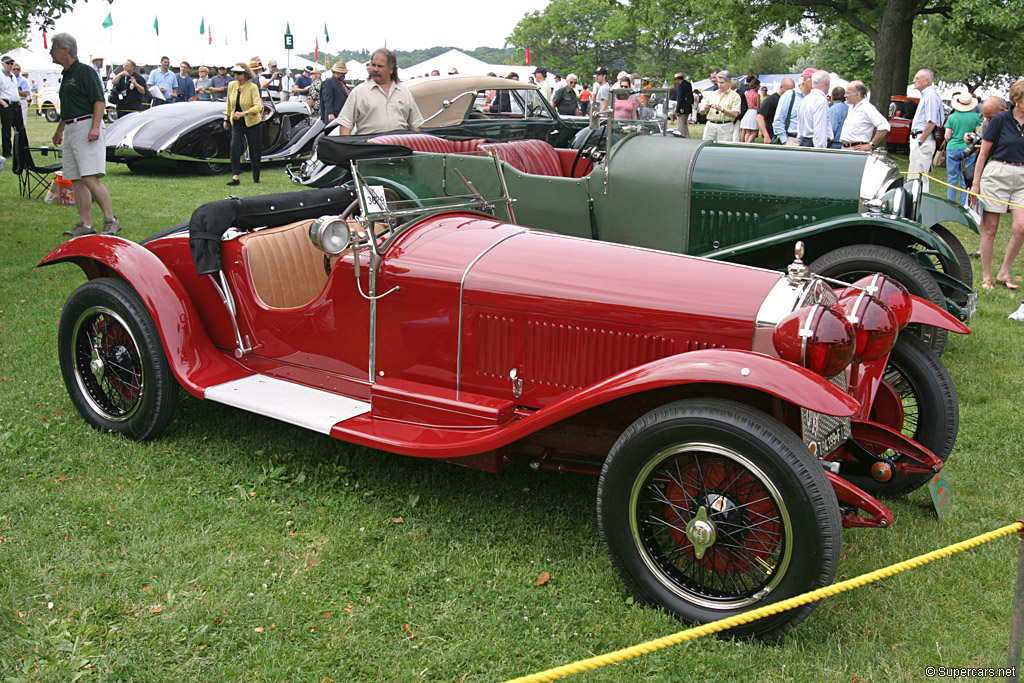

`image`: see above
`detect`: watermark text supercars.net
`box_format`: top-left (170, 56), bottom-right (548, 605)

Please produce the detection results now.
top-left (924, 666), bottom-right (1017, 678)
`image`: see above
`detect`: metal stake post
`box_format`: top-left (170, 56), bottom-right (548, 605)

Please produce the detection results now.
top-left (1008, 522), bottom-right (1024, 682)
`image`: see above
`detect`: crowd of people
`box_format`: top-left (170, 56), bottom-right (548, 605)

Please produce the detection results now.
top-left (10, 33), bottom-right (1022, 294)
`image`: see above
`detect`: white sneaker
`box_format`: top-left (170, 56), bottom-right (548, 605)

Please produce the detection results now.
top-left (1008, 302), bottom-right (1024, 322)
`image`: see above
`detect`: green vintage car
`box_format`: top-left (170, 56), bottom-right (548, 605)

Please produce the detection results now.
top-left (347, 113), bottom-right (978, 353)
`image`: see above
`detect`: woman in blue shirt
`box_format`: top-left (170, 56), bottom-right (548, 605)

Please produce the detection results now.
top-left (970, 79), bottom-right (1024, 291)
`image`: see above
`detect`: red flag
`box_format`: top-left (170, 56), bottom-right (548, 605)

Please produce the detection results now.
top-left (208, 26), bottom-right (212, 45)
top-left (314, 37), bottom-right (319, 62)
top-left (525, 47), bottom-right (531, 65)
top-left (43, 31), bottom-right (48, 49)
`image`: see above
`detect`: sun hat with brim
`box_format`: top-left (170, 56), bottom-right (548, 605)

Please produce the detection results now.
top-left (951, 92), bottom-right (978, 112)
top-left (331, 61), bottom-right (348, 74)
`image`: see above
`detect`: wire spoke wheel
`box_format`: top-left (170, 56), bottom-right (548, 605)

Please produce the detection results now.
top-left (59, 278), bottom-right (178, 441)
top-left (598, 398), bottom-right (840, 640)
top-left (71, 306), bottom-right (145, 421)
top-left (633, 443), bottom-right (790, 607)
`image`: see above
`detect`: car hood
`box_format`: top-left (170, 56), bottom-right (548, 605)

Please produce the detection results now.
top-left (385, 212), bottom-right (781, 341)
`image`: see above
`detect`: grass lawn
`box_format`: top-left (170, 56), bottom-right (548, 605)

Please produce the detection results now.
top-left (1, 114), bottom-right (1022, 682)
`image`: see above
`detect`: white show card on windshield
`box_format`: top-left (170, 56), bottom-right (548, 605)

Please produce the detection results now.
top-left (361, 185), bottom-right (388, 213)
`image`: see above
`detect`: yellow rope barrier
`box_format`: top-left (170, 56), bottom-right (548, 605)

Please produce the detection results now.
top-left (501, 520), bottom-right (1024, 683)
top-left (904, 170), bottom-right (1024, 211)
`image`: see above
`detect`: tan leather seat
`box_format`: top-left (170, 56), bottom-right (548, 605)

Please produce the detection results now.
top-left (239, 220), bottom-right (327, 309)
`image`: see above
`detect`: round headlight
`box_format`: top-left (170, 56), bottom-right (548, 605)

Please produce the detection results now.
top-left (837, 292), bottom-right (899, 363)
top-left (773, 304), bottom-right (855, 377)
top-left (309, 216), bottom-right (353, 255)
top-left (846, 274), bottom-right (912, 329)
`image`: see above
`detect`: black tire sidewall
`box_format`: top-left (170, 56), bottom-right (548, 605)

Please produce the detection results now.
top-left (58, 278), bottom-right (178, 441)
top-left (597, 398), bottom-right (841, 640)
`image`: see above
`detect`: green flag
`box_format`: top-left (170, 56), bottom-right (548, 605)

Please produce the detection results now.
top-left (199, 18), bottom-right (205, 35)
top-left (324, 23), bottom-right (330, 43)
top-left (244, 19), bottom-right (248, 41)
top-left (101, 12), bottom-right (113, 29)
top-left (153, 15), bottom-right (159, 36)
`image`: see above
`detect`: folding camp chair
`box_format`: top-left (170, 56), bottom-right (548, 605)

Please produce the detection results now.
top-left (13, 129), bottom-right (62, 199)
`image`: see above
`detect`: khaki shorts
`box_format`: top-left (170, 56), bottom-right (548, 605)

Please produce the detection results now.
top-left (61, 117), bottom-right (106, 180)
top-left (979, 159), bottom-right (1024, 214)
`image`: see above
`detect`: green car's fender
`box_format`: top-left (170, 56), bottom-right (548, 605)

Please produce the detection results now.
top-left (701, 213), bottom-right (959, 265)
top-left (917, 193), bottom-right (980, 235)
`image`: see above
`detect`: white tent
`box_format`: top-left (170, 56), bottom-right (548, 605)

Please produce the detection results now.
top-left (400, 49), bottom-right (491, 80)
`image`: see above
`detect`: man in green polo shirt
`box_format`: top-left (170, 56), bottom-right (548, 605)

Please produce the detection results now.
top-left (49, 32), bottom-right (121, 237)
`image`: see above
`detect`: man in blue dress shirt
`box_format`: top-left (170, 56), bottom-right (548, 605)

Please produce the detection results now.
top-left (908, 68), bottom-right (945, 193)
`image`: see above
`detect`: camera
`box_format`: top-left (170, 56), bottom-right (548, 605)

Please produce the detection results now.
top-left (965, 132), bottom-right (981, 155)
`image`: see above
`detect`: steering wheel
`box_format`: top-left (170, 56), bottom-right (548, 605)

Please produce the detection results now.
top-left (570, 126), bottom-right (605, 177)
top-left (527, 105), bottom-right (544, 118)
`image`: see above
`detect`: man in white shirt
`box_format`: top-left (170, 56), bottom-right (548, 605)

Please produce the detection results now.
top-left (0, 55), bottom-right (23, 157)
top-left (839, 81), bottom-right (890, 151)
top-left (908, 68), bottom-right (945, 192)
top-left (797, 69), bottom-right (831, 148)
top-left (338, 48), bottom-right (423, 136)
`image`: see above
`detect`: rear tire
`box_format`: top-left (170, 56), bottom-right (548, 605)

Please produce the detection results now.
top-left (58, 278), bottom-right (178, 441)
top-left (809, 244), bottom-right (948, 355)
top-left (597, 398), bottom-right (841, 640)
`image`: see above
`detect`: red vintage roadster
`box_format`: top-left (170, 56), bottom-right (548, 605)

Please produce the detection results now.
top-left (40, 180), bottom-right (968, 640)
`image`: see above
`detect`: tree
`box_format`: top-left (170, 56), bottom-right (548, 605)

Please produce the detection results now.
top-left (701, 0), bottom-right (947, 110)
top-left (917, 9), bottom-right (1024, 94)
top-left (507, 0), bottom-right (629, 79)
top-left (0, 25), bottom-right (29, 53)
top-left (3, 0), bottom-right (112, 30)
top-left (624, 0), bottom-right (726, 82)
top-left (745, 41), bottom-right (793, 77)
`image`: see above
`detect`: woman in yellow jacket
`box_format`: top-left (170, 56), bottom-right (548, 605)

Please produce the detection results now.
top-left (224, 62), bottom-right (263, 185)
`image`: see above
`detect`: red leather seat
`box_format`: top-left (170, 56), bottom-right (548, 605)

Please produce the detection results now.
top-left (369, 133), bottom-right (487, 154)
top-left (477, 139), bottom-right (563, 177)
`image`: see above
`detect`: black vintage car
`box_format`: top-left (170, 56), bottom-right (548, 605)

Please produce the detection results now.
top-left (105, 101), bottom-right (322, 174)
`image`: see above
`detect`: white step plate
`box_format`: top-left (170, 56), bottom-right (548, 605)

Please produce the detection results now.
top-left (205, 374), bottom-right (370, 434)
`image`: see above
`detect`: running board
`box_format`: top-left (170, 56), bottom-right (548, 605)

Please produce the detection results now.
top-left (204, 374), bottom-right (370, 434)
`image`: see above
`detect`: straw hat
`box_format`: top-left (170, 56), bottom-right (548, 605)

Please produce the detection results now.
top-left (951, 92), bottom-right (978, 112)
top-left (331, 61), bottom-right (348, 75)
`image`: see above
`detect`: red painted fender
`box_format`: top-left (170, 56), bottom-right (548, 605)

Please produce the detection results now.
top-left (38, 236), bottom-right (247, 397)
top-left (908, 294), bottom-right (971, 334)
top-left (332, 348), bottom-right (861, 458)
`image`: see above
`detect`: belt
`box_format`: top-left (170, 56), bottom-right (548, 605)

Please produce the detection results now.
top-left (65, 114), bottom-right (93, 124)
top-left (709, 119), bottom-right (733, 124)
top-left (994, 159), bottom-right (1024, 167)
top-left (842, 142), bottom-right (869, 148)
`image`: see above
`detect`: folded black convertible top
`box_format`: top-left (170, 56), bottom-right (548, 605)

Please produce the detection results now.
top-left (314, 133), bottom-right (414, 167)
top-left (188, 186), bottom-right (356, 275)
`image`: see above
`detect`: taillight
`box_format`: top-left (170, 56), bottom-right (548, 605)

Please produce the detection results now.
top-left (847, 274), bottom-right (912, 329)
top-left (837, 292), bottom-right (899, 362)
top-left (773, 304), bottom-right (855, 376)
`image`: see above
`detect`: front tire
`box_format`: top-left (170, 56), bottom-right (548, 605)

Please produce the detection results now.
top-left (43, 106), bottom-right (59, 123)
top-left (809, 244), bottom-right (948, 355)
top-left (851, 334), bottom-right (959, 497)
top-left (58, 278), bottom-right (178, 441)
top-left (597, 399), bottom-right (841, 640)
